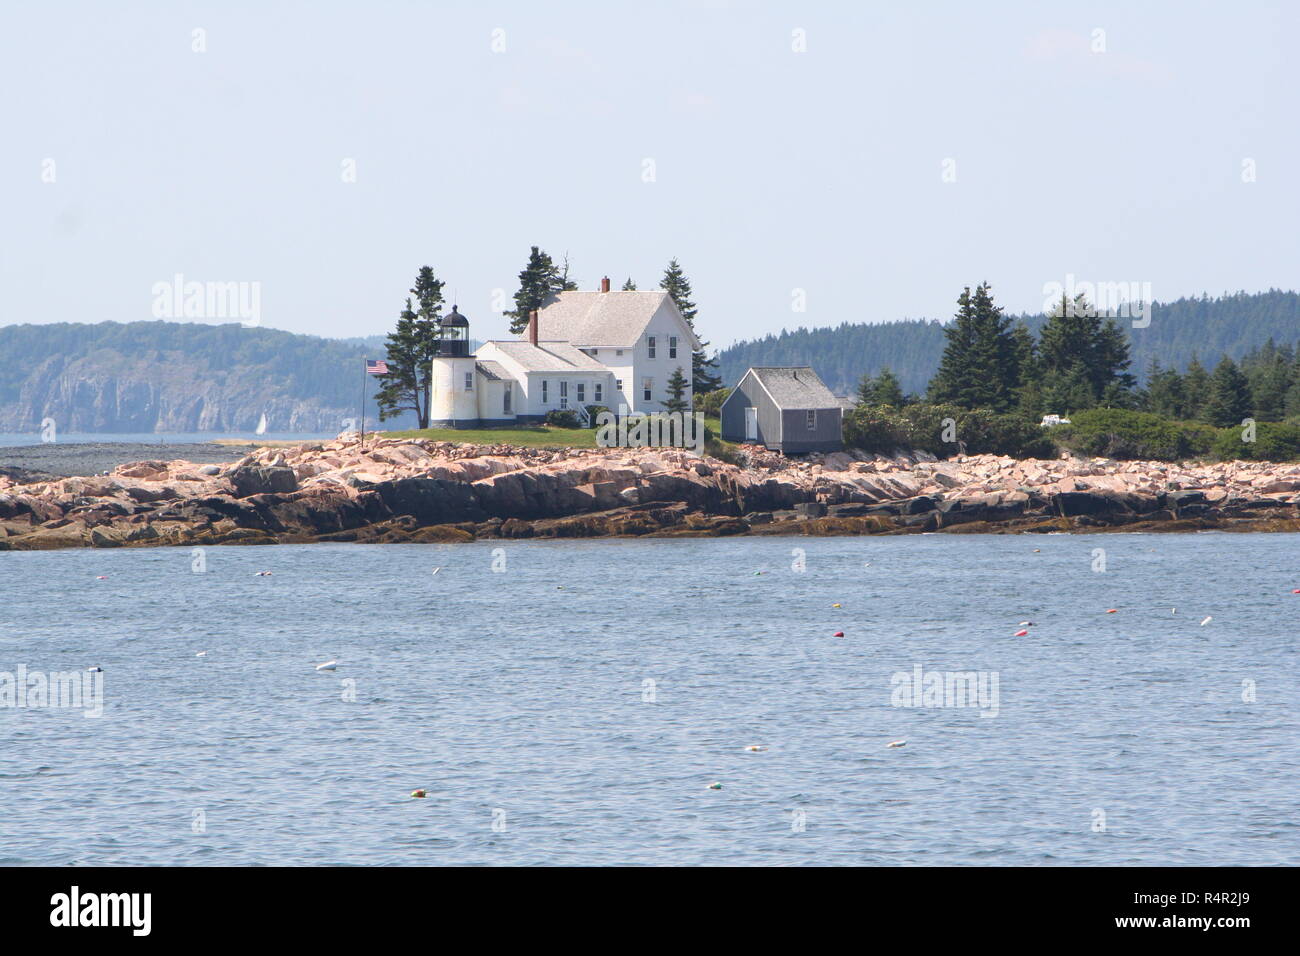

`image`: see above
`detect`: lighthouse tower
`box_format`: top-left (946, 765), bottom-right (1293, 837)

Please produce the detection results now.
top-left (429, 304), bottom-right (478, 426)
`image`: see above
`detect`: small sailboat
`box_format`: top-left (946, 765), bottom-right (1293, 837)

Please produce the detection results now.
top-left (255, 412), bottom-right (268, 436)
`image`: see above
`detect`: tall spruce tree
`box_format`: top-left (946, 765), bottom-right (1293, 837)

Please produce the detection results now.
top-left (927, 282), bottom-right (1020, 411)
top-left (1203, 356), bottom-right (1253, 426)
top-left (1143, 359), bottom-right (1188, 419)
top-left (1036, 293), bottom-right (1135, 406)
top-left (856, 367), bottom-right (904, 406)
top-left (659, 258), bottom-right (722, 394)
top-left (506, 246), bottom-right (570, 335)
top-left (663, 366), bottom-right (691, 415)
top-left (621, 278), bottom-right (637, 290)
top-left (375, 266), bottom-right (445, 428)
top-left (1182, 356), bottom-right (1212, 420)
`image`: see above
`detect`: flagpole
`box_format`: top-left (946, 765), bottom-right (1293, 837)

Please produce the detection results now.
top-left (360, 360), bottom-right (366, 448)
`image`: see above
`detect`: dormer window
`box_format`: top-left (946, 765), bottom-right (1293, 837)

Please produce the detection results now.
top-left (647, 336), bottom-right (656, 359)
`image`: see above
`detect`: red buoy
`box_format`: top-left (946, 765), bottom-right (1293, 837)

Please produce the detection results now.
top-left (1014, 629), bottom-right (1028, 637)
top-left (833, 631), bottom-right (844, 638)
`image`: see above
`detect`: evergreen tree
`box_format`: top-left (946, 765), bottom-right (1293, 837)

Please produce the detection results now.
top-left (857, 367), bottom-right (905, 406)
top-left (375, 266), bottom-right (445, 428)
top-left (663, 366), bottom-right (691, 415)
top-left (1037, 293), bottom-right (1135, 405)
top-left (1241, 339), bottom-right (1290, 420)
top-left (1011, 323), bottom-right (1042, 416)
top-left (660, 258), bottom-right (722, 394)
top-left (1041, 361), bottom-right (1095, 416)
top-left (1203, 356), bottom-right (1253, 426)
top-left (506, 246), bottom-right (570, 335)
top-left (1143, 359), bottom-right (1187, 419)
top-left (558, 253), bottom-right (579, 292)
top-left (1181, 356), bottom-right (1212, 420)
top-left (927, 282), bottom-right (1020, 411)
top-left (621, 278), bottom-right (637, 291)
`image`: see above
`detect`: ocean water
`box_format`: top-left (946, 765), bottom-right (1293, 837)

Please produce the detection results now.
top-left (1, 534), bottom-right (1297, 866)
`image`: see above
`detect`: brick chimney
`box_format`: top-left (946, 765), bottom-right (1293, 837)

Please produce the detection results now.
top-left (528, 309), bottom-right (539, 346)
top-left (600, 276), bottom-right (611, 293)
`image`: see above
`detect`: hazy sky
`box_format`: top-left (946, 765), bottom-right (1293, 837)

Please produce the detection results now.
top-left (3, 1), bottom-right (1296, 348)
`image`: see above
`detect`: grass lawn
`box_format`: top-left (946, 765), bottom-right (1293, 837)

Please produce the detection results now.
top-left (377, 416), bottom-right (741, 457)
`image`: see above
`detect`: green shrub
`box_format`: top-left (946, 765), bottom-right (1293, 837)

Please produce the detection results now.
top-left (843, 403), bottom-right (1053, 458)
top-left (694, 387), bottom-right (731, 417)
top-left (1052, 408), bottom-right (1208, 460)
top-left (1211, 421), bottom-right (1300, 461)
top-left (545, 409), bottom-right (581, 428)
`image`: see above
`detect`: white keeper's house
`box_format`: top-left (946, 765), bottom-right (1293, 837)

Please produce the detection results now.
top-left (429, 276), bottom-right (700, 427)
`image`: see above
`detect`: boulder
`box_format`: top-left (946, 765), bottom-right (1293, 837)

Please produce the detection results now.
top-left (229, 465), bottom-right (299, 498)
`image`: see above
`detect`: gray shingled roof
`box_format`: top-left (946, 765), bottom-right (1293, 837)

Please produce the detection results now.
top-left (535, 290), bottom-right (701, 350)
top-left (475, 360), bottom-right (509, 381)
top-left (748, 367), bottom-right (839, 409)
top-left (486, 340), bottom-right (610, 373)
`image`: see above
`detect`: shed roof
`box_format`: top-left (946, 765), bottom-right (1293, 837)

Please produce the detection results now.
top-left (746, 367), bottom-right (839, 410)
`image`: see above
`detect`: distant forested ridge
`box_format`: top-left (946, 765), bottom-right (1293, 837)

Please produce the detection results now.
top-left (716, 290), bottom-right (1300, 395)
top-left (0, 321), bottom-right (415, 434)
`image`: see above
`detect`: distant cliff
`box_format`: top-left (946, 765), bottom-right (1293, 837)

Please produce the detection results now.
top-left (0, 321), bottom-right (412, 434)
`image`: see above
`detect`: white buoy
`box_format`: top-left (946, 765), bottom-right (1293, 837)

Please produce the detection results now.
top-left (316, 660), bottom-right (338, 671)
top-left (87, 666), bottom-right (103, 673)
top-left (886, 739), bottom-right (906, 748)
top-left (195, 651), bottom-right (207, 657)
top-left (1200, 616), bottom-right (1212, 627)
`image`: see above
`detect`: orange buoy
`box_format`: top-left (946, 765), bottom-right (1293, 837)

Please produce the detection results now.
top-left (1014, 629), bottom-right (1028, 637)
top-left (1106, 608), bottom-right (1118, 614)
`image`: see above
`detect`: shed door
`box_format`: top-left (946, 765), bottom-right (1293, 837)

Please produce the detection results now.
top-left (744, 406), bottom-right (758, 441)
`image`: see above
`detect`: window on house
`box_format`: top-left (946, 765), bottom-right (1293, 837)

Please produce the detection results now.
top-left (616, 349), bottom-right (623, 357)
top-left (559, 381), bottom-right (568, 409)
top-left (542, 380), bottom-right (548, 403)
top-left (464, 372), bottom-right (473, 391)
top-left (806, 410), bottom-right (817, 429)
top-left (669, 336), bottom-right (677, 359)
top-left (647, 336), bottom-right (656, 359)
top-left (594, 383), bottom-right (603, 403)
top-left (642, 377), bottom-right (653, 402)
top-left (615, 379), bottom-right (623, 392)
top-left (503, 384), bottom-right (512, 414)
top-left (577, 383), bottom-right (585, 403)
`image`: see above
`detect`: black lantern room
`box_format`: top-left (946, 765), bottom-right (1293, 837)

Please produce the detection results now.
top-left (436, 304), bottom-right (470, 357)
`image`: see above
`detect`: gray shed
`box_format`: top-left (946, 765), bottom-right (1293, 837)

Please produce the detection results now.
top-left (720, 366), bottom-right (843, 453)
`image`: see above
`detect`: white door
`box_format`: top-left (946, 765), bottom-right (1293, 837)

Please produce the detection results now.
top-left (744, 406), bottom-right (758, 441)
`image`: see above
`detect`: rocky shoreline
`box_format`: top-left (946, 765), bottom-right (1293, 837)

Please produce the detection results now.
top-left (2, 437), bottom-right (1299, 550)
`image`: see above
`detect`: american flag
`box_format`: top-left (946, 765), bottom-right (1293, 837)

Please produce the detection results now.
top-left (366, 359), bottom-right (389, 375)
